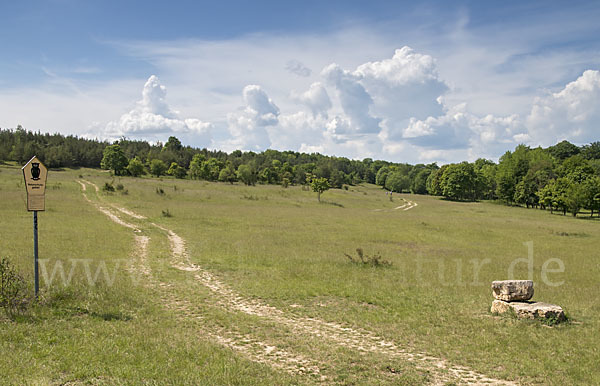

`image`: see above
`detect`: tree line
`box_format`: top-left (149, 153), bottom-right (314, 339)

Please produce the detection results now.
top-left (421, 141), bottom-right (600, 216)
top-left (1, 126), bottom-right (599, 216)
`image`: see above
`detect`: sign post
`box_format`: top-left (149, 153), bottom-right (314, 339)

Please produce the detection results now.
top-left (22, 156), bottom-right (48, 298)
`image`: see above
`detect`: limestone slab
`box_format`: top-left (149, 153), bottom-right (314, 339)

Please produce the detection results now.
top-left (491, 300), bottom-right (565, 322)
top-left (491, 280), bottom-right (534, 301)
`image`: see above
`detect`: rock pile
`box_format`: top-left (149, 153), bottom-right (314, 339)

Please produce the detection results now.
top-left (490, 280), bottom-right (565, 322)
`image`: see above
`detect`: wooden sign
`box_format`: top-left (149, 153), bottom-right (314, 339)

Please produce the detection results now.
top-left (22, 156), bottom-right (48, 211)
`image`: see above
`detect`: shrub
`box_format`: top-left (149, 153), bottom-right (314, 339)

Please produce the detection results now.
top-left (345, 248), bottom-right (391, 267)
top-left (167, 162), bottom-right (187, 179)
top-left (127, 157), bottom-right (146, 177)
top-left (103, 182), bottom-right (115, 192)
top-left (161, 209), bottom-right (172, 217)
top-left (156, 187), bottom-right (165, 196)
top-left (115, 183), bottom-right (124, 191)
top-left (0, 257), bottom-right (30, 316)
top-left (150, 159), bottom-right (168, 177)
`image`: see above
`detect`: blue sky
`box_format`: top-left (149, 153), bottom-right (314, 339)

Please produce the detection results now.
top-left (1, 0), bottom-right (599, 163)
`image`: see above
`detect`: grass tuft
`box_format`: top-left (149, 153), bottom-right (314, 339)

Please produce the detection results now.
top-left (345, 248), bottom-right (392, 267)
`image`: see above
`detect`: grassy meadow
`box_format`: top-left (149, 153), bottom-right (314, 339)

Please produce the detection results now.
top-left (1, 162), bottom-right (599, 384)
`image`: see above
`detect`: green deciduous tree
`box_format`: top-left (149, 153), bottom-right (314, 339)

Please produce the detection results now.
top-left (581, 141), bottom-right (600, 160)
top-left (189, 154), bottom-right (206, 180)
top-left (167, 162), bottom-right (187, 179)
top-left (375, 166), bottom-right (390, 187)
top-left (385, 172), bottom-right (410, 193)
top-left (514, 179), bottom-right (539, 208)
top-left (440, 162), bottom-right (478, 201)
top-left (218, 165), bottom-right (237, 184)
top-left (548, 140), bottom-right (580, 160)
top-left (101, 144), bottom-right (128, 175)
top-left (537, 180), bottom-right (556, 213)
top-left (163, 136), bottom-right (183, 153)
top-left (150, 159), bottom-right (168, 177)
top-left (236, 164), bottom-right (257, 186)
top-left (495, 145), bottom-right (530, 204)
top-left (200, 158), bottom-right (224, 181)
top-left (410, 168), bottom-right (433, 195)
top-left (311, 177), bottom-right (330, 202)
top-left (552, 178), bottom-right (570, 216)
top-left (583, 176), bottom-right (600, 217)
top-left (127, 157), bottom-right (146, 177)
top-left (566, 182), bottom-right (586, 217)
top-left (426, 165), bottom-right (448, 196)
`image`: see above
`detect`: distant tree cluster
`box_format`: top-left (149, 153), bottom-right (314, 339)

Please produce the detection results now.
top-left (2, 126), bottom-right (599, 216)
top-left (0, 127), bottom-right (390, 187)
top-left (0, 126), bottom-right (104, 168)
top-left (425, 141), bottom-right (600, 217)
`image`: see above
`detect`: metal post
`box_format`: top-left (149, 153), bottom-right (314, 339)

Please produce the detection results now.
top-left (33, 210), bottom-right (39, 298)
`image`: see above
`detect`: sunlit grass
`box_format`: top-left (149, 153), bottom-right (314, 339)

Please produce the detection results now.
top-left (1, 163), bottom-right (599, 384)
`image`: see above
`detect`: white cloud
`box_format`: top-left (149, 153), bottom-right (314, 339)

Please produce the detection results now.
top-left (526, 70), bottom-right (600, 146)
top-left (242, 84), bottom-right (280, 125)
top-left (139, 75), bottom-right (175, 117)
top-left (4, 20), bottom-right (598, 165)
top-left (354, 46), bottom-right (448, 137)
top-left (285, 60), bottom-right (312, 77)
top-left (321, 63), bottom-right (381, 134)
top-left (400, 102), bottom-right (525, 159)
top-left (270, 111), bottom-right (327, 151)
top-left (223, 85), bottom-right (279, 151)
top-left (104, 75), bottom-right (212, 145)
top-left (291, 82), bottom-right (331, 118)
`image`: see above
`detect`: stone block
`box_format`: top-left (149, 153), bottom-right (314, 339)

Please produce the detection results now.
top-left (491, 280), bottom-right (534, 301)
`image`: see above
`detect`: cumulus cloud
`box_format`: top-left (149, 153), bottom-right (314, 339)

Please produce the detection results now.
top-left (526, 70), bottom-right (600, 146)
top-left (355, 46), bottom-right (445, 87)
top-left (104, 75), bottom-right (212, 145)
top-left (401, 103), bottom-right (525, 154)
top-left (285, 60), bottom-right (312, 77)
top-left (396, 69), bottom-right (600, 159)
top-left (354, 47), bottom-right (448, 135)
top-left (322, 63), bottom-right (381, 134)
top-left (291, 82), bottom-right (332, 118)
top-left (224, 85), bottom-right (280, 151)
top-left (140, 75), bottom-right (174, 117)
top-left (243, 84), bottom-right (280, 125)
top-left (270, 111), bottom-right (328, 151)
top-left (94, 50), bottom-right (598, 165)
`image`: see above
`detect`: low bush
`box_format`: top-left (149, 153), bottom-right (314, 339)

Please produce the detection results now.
top-left (345, 248), bottom-right (392, 267)
top-left (0, 257), bottom-right (30, 316)
top-left (103, 182), bottom-right (115, 192)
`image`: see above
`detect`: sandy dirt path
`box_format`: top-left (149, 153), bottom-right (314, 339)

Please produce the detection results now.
top-left (78, 180), bottom-right (325, 379)
top-left (79, 179), bottom-right (515, 385)
top-left (372, 198), bottom-right (418, 212)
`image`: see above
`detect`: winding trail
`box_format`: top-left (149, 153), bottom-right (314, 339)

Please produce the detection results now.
top-left (78, 180), bottom-right (325, 379)
top-left (395, 200), bottom-right (418, 211)
top-left (373, 198), bottom-right (418, 212)
top-left (78, 179), bottom-right (516, 385)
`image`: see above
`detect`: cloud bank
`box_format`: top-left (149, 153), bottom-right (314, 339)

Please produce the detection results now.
top-left (94, 47), bottom-right (598, 164)
top-left (527, 70), bottom-right (600, 146)
top-left (104, 75), bottom-right (212, 146)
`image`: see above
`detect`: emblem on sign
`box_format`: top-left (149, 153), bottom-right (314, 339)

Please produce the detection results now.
top-left (31, 163), bottom-right (41, 180)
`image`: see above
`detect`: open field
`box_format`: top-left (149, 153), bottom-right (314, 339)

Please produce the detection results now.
top-left (1, 163), bottom-right (599, 384)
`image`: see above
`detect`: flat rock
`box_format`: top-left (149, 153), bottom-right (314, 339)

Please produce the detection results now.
top-left (491, 280), bottom-right (534, 301)
top-left (491, 300), bottom-right (565, 322)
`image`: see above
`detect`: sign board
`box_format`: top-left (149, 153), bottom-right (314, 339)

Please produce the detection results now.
top-left (22, 156), bottom-right (48, 211)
